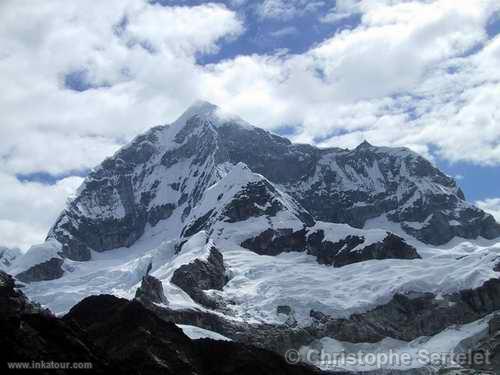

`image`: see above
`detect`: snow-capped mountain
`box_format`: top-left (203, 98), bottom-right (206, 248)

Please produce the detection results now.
top-left (7, 101), bottom-right (500, 373)
top-left (46, 101), bottom-right (499, 264)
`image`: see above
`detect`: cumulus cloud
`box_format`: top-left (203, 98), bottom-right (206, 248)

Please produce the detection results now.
top-left (2, 0), bottom-right (500, 248)
top-left (476, 198), bottom-right (500, 222)
top-left (256, 0), bottom-right (325, 20)
top-left (321, 0), bottom-right (361, 23)
top-left (0, 173), bottom-right (84, 250)
top-left (200, 0), bottom-right (500, 165)
top-left (0, 0), bottom-right (243, 175)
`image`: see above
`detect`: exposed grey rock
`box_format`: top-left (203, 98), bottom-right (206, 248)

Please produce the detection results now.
top-left (171, 246), bottom-right (226, 309)
top-left (222, 180), bottom-right (314, 226)
top-left (46, 127), bottom-right (182, 261)
top-left (310, 310), bottom-right (328, 324)
top-left (307, 230), bottom-right (420, 267)
top-left (310, 279), bottom-right (500, 344)
top-left (145, 278), bottom-right (500, 360)
top-left (277, 305), bottom-right (298, 327)
top-left (144, 277), bottom-right (500, 357)
top-left (241, 228), bottom-right (308, 256)
top-left (135, 275), bottom-right (168, 305)
top-left (488, 313), bottom-right (500, 336)
top-left (240, 228), bottom-right (420, 267)
top-left (16, 257), bottom-right (64, 283)
top-left (277, 305), bottom-right (293, 316)
top-left (0, 271), bottom-right (49, 317)
top-left (453, 313), bottom-right (500, 373)
top-left (0, 246), bottom-right (21, 268)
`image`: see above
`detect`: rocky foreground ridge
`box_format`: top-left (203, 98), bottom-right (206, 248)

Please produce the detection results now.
top-left (1, 270), bottom-right (320, 375)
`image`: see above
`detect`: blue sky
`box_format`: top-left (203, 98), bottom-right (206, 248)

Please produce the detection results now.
top-left (1, 0), bottom-right (500, 248)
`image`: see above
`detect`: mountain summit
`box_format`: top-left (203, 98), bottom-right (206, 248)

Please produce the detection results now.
top-left (41, 101), bottom-right (499, 262)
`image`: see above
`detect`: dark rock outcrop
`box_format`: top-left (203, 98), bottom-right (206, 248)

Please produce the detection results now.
top-left (307, 231), bottom-right (420, 267)
top-left (65, 294), bottom-right (321, 375)
top-left (16, 257), bottom-right (64, 283)
top-left (276, 305), bottom-right (297, 327)
top-left (223, 180), bottom-right (315, 226)
top-left (469, 324), bottom-right (500, 373)
top-left (241, 228), bottom-right (308, 256)
top-left (1, 270), bottom-right (320, 375)
top-left (171, 247), bottom-right (227, 309)
top-left (0, 271), bottom-right (110, 374)
top-left (0, 271), bottom-right (48, 317)
top-left (311, 278), bottom-right (500, 344)
top-left (0, 246), bottom-right (21, 268)
top-left (135, 275), bottom-right (168, 304)
top-left (241, 228), bottom-right (420, 267)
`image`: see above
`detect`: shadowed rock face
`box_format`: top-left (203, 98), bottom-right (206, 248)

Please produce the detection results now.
top-left (240, 228), bottom-right (420, 267)
top-left (16, 258), bottom-right (64, 283)
top-left (135, 275), bottom-right (168, 305)
top-left (0, 271), bottom-right (111, 374)
top-left (463, 314), bottom-right (500, 372)
top-left (308, 279), bottom-right (500, 344)
top-left (307, 231), bottom-right (420, 267)
top-left (222, 180), bottom-right (314, 226)
top-left (0, 271), bottom-right (48, 317)
top-left (171, 247), bottom-right (227, 309)
top-left (64, 294), bottom-right (321, 375)
top-left (241, 229), bottom-right (308, 256)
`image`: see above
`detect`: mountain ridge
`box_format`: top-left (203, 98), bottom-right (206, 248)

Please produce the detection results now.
top-left (43, 101), bottom-right (500, 263)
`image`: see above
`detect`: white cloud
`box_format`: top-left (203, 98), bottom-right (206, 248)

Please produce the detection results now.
top-left (321, 0), bottom-right (361, 23)
top-left (199, 0), bottom-right (500, 166)
top-left (256, 0), bottom-right (325, 20)
top-left (0, 173), bottom-right (84, 250)
top-left (124, 3), bottom-right (243, 56)
top-left (476, 198), bottom-right (500, 222)
top-left (0, 0), bottom-right (243, 175)
top-left (2, 0), bottom-right (500, 248)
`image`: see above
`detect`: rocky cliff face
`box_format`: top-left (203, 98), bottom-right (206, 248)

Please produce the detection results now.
top-left (45, 101), bottom-right (499, 263)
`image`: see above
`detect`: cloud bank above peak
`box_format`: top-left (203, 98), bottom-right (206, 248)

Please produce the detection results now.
top-left (1, 0), bottom-right (500, 248)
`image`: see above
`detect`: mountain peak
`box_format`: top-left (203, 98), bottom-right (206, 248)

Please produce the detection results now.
top-left (173, 100), bottom-right (219, 126)
top-left (186, 100), bottom-right (218, 115)
top-left (171, 100), bottom-right (254, 133)
top-left (356, 140), bottom-right (373, 150)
